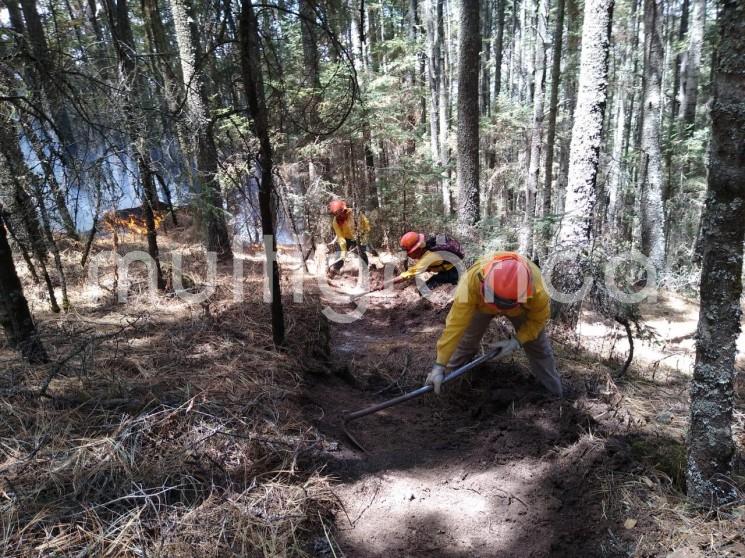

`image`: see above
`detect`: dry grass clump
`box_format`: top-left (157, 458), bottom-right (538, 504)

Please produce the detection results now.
top-left (0, 239), bottom-right (337, 557)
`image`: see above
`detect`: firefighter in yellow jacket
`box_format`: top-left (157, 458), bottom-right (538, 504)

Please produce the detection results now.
top-left (393, 231), bottom-right (462, 290)
top-left (425, 252), bottom-right (563, 397)
top-left (328, 199), bottom-right (370, 274)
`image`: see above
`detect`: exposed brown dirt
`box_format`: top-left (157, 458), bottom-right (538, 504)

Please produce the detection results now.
top-left (299, 271), bottom-right (644, 557)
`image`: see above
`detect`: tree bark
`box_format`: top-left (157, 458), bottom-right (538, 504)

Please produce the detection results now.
top-left (639, 0), bottom-right (666, 272)
top-left (686, 0), bottom-right (745, 507)
top-left (426, 0), bottom-right (441, 178)
top-left (520, 0), bottom-right (548, 258)
top-left (438, 0), bottom-right (452, 215)
top-left (606, 12), bottom-right (630, 237)
top-left (6, 0), bottom-right (80, 240)
top-left (480, 0), bottom-right (493, 116)
top-left (141, 0), bottom-right (196, 194)
top-left (558, 0), bottom-right (613, 247)
top-left (299, 0), bottom-right (322, 133)
top-left (456, 0), bottom-right (481, 233)
top-left (239, 0), bottom-right (286, 346)
top-left (555, 0), bottom-right (580, 213)
top-left (0, 212), bottom-right (48, 364)
top-left (542, 0), bottom-right (565, 242)
top-left (106, 0), bottom-right (165, 290)
top-left (169, 0), bottom-right (232, 259)
top-left (553, 0), bottom-right (613, 324)
top-left (679, 0), bottom-right (705, 136)
top-left (493, 0), bottom-right (506, 101)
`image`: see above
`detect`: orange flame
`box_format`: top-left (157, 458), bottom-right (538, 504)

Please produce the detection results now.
top-left (103, 211), bottom-right (165, 236)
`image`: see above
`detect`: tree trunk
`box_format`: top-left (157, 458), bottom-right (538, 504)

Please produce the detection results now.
top-left (493, 0), bottom-right (506, 101)
top-left (1, 208), bottom-right (38, 284)
top-left (639, 0), bottom-right (665, 272)
top-left (679, 0), bottom-right (705, 136)
top-left (300, 0), bottom-right (322, 131)
top-left (456, 0), bottom-right (481, 233)
top-left (6, 0), bottom-right (79, 240)
top-left (438, 0), bottom-right (452, 216)
top-left (141, 0), bottom-right (196, 194)
top-left (32, 180), bottom-right (71, 312)
top-left (554, 0), bottom-right (613, 324)
top-left (480, 0), bottom-right (493, 116)
top-left (542, 0), bottom-right (565, 240)
top-left (0, 212), bottom-right (48, 364)
top-left (558, 0), bottom-right (613, 246)
top-left (666, 0), bottom-right (688, 170)
top-left (0, 104), bottom-right (61, 314)
top-left (686, 0), bottom-right (745, 507)
top-left (520, 0), bottom-right (548, 258)
top-left (555, 0), bottom-right (580, 211)
top-left (426, 0), bottom-right (441, 184)
top-left (169, 0), bottom-right (232, 259)
top-left (239, 0), bottom-right (286, 346)
top-left (106, 0), bottom-right (165, 290)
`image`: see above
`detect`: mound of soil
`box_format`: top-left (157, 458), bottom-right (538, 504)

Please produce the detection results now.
top-left (302, 278), bottom-right (636, 557)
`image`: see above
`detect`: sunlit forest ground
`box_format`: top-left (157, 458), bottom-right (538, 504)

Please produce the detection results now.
top-left (1, 220), bottom-right (743, 556)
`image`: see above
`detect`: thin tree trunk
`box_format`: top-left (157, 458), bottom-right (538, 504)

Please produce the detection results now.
top-left (32, 181), bottom-right (70, 311)
top-left (105, 0), bottom-right (165, 290)
top-left (520, 0), bottom-right (548, 258)
top-left (541, 0), bottom-right (564, 251)
top-left (686, 0), bottom-right (745, 507)
top-left (6, 0), bottom-right (80, 240)
top-left (437, 0), bottom-right (452, 216)
top-left (480, 0), bottom-right (493, 116)
top-left (639, 0), bottom-right (666, 272)
top-left (493, 0), bottom-right (506, 101)
top-left (141, 0), bottom-right (196, 194)
top-left (426, 0), bottom-right (441, 191)
top-left (239, 0), bottom-right (286, 345)
top-left (679, 0), bottom-right (705, 135)
top-left (169, 0), bottom-right (232, 259)
top-left (456, 0), bottom-right (481, 233)
top-left (300, 0), bottom-right (322, 130)
top-left (555, 0), bottom-right (580, 210)
top-left (0, 212), bottom-right (48, 364)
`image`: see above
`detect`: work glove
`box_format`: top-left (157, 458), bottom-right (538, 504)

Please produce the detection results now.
top-left (494, 337), bottom-right (520, 358)
top-left (425, 364), bottom-right (446, 395)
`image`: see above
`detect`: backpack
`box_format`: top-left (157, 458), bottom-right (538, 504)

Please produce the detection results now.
top-left (425, 234), bottom-right (464, 259)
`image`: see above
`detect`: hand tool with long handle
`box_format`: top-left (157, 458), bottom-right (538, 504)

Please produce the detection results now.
top-left (341, 345), bottom-right (504, 452)
top-left (349, 288), bottom-right (382, 301)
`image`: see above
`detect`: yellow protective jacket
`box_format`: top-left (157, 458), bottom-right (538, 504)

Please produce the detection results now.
top-left (398, 250), bottom-right (455, 280)
top-left (331, 209), bottom-right (370, 253)
top-left (435, 252), bottom-right (550, 366)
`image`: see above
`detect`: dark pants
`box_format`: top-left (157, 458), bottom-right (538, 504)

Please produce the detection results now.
top-left (425, 266), bottom-right (460, 289)
top-left (332, 240), bottom-right (368, 271)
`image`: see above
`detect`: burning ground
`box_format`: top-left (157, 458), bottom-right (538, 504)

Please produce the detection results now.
top-left (0, 228), bottom-right (744, 557)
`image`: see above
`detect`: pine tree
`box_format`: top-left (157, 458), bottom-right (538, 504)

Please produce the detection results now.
top-left (0, 211), bottom-right (48, 364)
top-left (456, 0), bottom-right (481, 233)
top-left (686, 0), bottom-right (745, 508)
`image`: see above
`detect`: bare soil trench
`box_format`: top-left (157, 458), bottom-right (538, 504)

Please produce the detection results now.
top-left (299, 275), bottom-right (640, 557)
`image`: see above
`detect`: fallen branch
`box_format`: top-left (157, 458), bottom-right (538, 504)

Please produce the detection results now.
top-left (38, 318), bottom-right (141, 397)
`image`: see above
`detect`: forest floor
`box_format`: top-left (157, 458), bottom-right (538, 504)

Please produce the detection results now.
top-left (1, 229), bottom-right (744, 557)
top-left (303, 259), bottom-right (745, 557)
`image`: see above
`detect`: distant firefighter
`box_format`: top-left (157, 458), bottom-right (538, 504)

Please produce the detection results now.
top-left (327, 199), bottom-right (370, 276)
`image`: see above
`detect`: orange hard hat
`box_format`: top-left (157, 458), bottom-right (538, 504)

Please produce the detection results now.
top-left (400, 231), bottom-right (425, 256)
top-left (481, 254), bottom-right (534, 309)
top-left (328, 199), bottom-right (346, 214)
